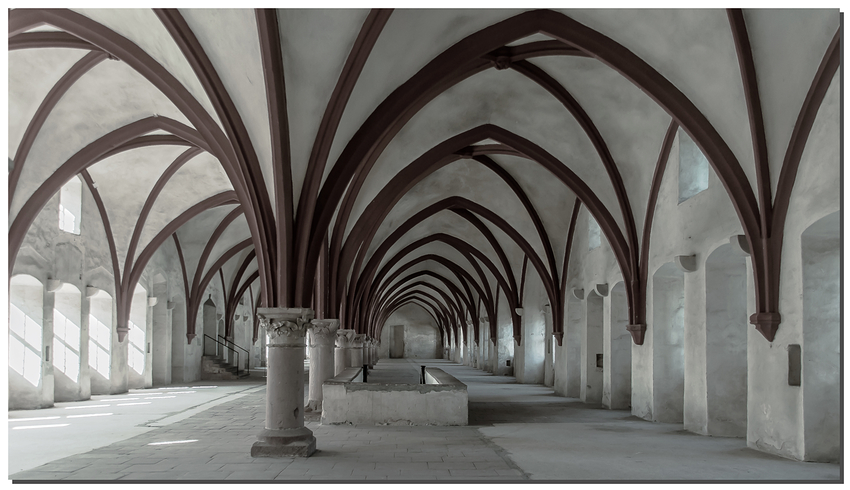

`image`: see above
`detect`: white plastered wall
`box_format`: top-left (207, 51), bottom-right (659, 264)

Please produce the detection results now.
top-left (746, 72), bottom-right (840, 461)
top-left (515, 265), bottom-right (546, 384)
top-left (12, 177), bottom-right (193, 405)
top-left (378, 303), bottom-right (443, 360)
top-left (494, 289), bottom-right (515, 376)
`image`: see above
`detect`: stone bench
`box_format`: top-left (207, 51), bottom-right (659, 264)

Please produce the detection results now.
top-left (321, 367), bottom-right (467, 426)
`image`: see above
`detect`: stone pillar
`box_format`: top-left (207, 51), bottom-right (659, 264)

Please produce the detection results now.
top-left (306, 319), bottom-right (338, 412)
top-left (334, 329), bottom-right (355, 375)
top-left (350, 334), bottom-right (365, 367)
top-left (251, 307), bottom-right (316, 458)
top-left (371, 340), bottom-right (378, 366)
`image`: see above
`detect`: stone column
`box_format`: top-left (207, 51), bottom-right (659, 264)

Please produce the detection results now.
top-left (251, 307), bottom-right (316, 458)
top-left (350, 334), bottom-right (365, 367)
top-left (334, 329), bottom-right (355, 375)
top-left (370, 340), bottom-right (378, 366)
top-left (306, 319), bottom-right (339, 412)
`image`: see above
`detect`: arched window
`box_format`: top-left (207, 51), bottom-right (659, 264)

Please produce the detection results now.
top-left (678, 129), bottom-right (709, 203)
top-left (59, 175), bottom-right (82, 234)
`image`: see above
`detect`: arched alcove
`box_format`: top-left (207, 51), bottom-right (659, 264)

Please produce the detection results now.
top-left (9, 275), bottom-right (45, 409)
top-left (604, 282), bottom-right (631, 410)
top-left (652, 262), bottom-right (685, 423)
top-left (88, 289), bottom-right (113, 394)
top-left (801, 211), bottom-right (840, 462)
top-left (582, 291), bottom-right (604, 404)
top-left (53, 283), bottom-right (82, 402)
top-left (705, 244), bottom-right (747, 436)
top-left (127, 284), bottom-right (148, 389)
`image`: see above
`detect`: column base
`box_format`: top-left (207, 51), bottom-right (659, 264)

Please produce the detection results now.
top-left (251, 427), bottom-right (316, 458)
top-left (305, 399), bottom-right (322, 412)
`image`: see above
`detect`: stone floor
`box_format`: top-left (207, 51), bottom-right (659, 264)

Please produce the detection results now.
top-left (8, 359), bottom-right (841, 482)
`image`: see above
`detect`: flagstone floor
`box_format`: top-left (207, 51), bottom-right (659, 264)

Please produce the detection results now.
top-left (9, 359), bottom-right (840, 482)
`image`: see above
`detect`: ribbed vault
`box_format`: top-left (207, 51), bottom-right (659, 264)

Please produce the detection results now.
top-left (8, 8), bottom-right (840, 347)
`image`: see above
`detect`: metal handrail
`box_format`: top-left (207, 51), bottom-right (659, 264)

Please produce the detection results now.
top-left (203, 334), bottom-right (241, 377)
top-left (218, 335), bottom-right (250, 377)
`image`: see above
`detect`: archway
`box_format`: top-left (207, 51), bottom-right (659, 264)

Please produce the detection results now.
top-left (801, 211), bottom-right (840, 462)
top-left (604, 282), bottom-right (631, 410)
top-left (53, 283), bottom-right (82, 402)
top-left (705, 244), bottom-right (747, 436)
top-left (9, 275), bottom-right (45, 409)
top-left (582, 291), bottom-right (603, 403)
top-left (652, 262), bottom-right (685, 423)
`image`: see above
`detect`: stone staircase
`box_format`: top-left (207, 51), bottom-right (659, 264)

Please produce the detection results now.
top-left (201, 355), bottom-right (240, 380)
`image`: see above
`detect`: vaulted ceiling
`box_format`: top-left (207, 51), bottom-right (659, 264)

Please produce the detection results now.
top-left (8, 9), bottom-right (840, 344)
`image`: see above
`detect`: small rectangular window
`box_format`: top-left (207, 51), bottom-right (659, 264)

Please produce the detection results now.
top-left (59, 176), bottom-right (82, 234)
top-left (678, 129), bottom-right (709, 203)
top-left (588, 215), bottom-right (601, 251)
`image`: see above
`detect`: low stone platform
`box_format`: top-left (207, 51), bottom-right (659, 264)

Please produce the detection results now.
top-left (321, 360), bottom-right (468, 426)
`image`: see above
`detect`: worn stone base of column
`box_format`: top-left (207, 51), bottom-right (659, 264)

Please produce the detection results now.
top-left (305, 399), bottom-right (322, 412)
top-left (251, 427), bottom-right (316, 458)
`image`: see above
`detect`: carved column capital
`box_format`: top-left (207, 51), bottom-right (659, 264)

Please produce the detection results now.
top-left (257, 307), bottom-right (315, 346)
top-left (309, 319), bottom-right (339, 347)
top-left (335, 329), bottom-right (356, 348)
top-left (352, 333), bottom-right (366, 347)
